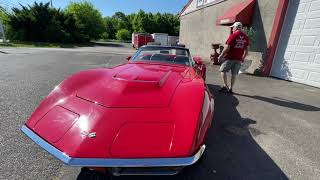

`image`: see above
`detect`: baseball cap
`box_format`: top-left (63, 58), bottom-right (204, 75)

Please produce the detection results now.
top-left (230, 22), bottom-right (243, 29)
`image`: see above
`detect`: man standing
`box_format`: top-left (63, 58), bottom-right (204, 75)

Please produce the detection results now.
top-left (218, 22), bottom-right (249, 94)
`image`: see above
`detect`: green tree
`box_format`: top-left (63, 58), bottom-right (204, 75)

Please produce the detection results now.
top-left (161, 13), bottom-right (180, 36)
top-left (153, 13), bottom-right (166, 33)
top-left (132, 10), bottom-right (156, 33)
top-left (243, 27), bottom-right (256, 46)
top-left (112, 12), bottom-right (131, 32)
top-left (131, 10), bottom-right (179, 35)
top-left (102, 11), bottom-right (180, 40)
top-left (0, 7), bottom-right (8, 21)
top-left (145, 12), bottom-right (156, 33)
top-left (65, 1), bottom-right (104, 41)
top-left (103, 16), bottom-right (116, 39)
top-left (100, 32), bottom-right (109, 40)
top-left (0, 7), bottom-right (9, 39)
top-left (132, 10), bottom-right (147, 33)
top-left (126, 14), bottom-right (135, 34)
top-left (6, 2), bottom-right (81, 43)
top-left (116, 29), bottom-right (130, 41)
top-left (126, 13), bottom-right (135, 27)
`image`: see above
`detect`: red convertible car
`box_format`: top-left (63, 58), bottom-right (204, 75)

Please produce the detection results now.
top-left (21, 45), bottom-right (214, 176)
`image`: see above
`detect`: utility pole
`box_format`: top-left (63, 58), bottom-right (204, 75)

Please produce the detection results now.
top-left (0, 20), bottom-right (6, 43)
top-left (50, 0), bottom-right (52, 7)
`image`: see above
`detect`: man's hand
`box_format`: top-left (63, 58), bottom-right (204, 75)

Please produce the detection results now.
top-left (241, 48), bottom-right (248, 63)
top-left (218, 55), bottom-right (224, 63)
top-left (218, 45), bottom-right (229, 63)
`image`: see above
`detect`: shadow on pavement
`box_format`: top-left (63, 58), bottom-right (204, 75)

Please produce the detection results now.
top-left (76, 84), bottom-right (288, 180)
top-left (0, 50), bottom-right (9, 54)
top-left (235, 93), bottom-right (320, 111)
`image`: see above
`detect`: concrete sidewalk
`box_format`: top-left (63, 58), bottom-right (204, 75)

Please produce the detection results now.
top-left (202, 65), bottom-right (320, 180)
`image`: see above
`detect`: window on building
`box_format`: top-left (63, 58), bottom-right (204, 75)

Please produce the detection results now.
top-left (197, 0), bottom-right (204, 7)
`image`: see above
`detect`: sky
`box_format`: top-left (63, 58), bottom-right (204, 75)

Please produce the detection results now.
top-left (2, 0), bottom-right (190, 16)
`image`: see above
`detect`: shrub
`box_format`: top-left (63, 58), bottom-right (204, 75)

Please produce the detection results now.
top-left (116, 29), bottom-right (130, 41)
top-left (6, 2), bottom-right (83, 43)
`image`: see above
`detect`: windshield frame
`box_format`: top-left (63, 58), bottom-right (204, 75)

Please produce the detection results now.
top-left (131, 46), bottom-right (193, 67)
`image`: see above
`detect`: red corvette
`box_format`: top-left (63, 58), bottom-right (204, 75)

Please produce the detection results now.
top-left (21, 45), bottom-right (214, 176)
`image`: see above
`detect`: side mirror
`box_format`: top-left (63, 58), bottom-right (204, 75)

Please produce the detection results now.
top-left (126, 56), bottom-right (132, 61)
top-left (193, 56), bottom-right (203, 65)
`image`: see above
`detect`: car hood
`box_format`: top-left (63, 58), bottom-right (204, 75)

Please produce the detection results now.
top-left (76, 63), bottom-right (188, 108)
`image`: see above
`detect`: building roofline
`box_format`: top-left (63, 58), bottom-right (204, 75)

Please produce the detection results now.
top-left (179, 0), bottom-right (194, 17)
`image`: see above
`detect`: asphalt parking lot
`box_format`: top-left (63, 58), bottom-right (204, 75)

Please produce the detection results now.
top-left (0, 44), bottom-right (319, 180)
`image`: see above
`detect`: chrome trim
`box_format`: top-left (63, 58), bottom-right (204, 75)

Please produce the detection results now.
top-left (21, 125), bottom-right (71, 163)
top-left (21, 125), bottom-right (206, 167)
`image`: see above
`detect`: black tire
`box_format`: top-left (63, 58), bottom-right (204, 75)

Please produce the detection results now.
top-left (76, 168), bottom-right (111, 180)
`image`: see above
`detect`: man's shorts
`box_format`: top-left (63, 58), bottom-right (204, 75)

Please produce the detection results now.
top-left (219, 59), bottom-right (241, 75)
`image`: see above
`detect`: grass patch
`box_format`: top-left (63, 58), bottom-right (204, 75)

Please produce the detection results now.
top-left (0, 40), bottom-right (131, 48)
top-left (0, 41), bottom-right (60, 48)
top-left (0, 41), bottom-right (103, 48)
top-left (97, 39), bottom-right (131, 43)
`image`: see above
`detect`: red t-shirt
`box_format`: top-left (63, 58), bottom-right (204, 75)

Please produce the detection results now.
top-left (224, 30), bottom-right (249, 61)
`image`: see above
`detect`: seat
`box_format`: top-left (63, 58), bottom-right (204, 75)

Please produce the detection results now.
top-left (141, 54), bottom-right (152, 60)
top-left (150, 54), bottom-right (172, 62)
top-left (174, 56), bottom-right (190, 65)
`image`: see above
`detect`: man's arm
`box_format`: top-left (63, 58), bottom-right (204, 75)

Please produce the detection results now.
top-left (242, 48), bottom-right (248, 63)
top-left (218, 33), bottom-right (236, 62)
top-left (218, 45), bottom-right (230, 62)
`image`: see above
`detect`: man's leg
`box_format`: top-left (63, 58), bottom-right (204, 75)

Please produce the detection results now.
top-left (219, 60), bottom-right (231, 91)
top-left (229, 61), bottom-right (241, 93)
top-left (230, 74), bottom-right (237, 90)
top-left (221, 72), bottom-right (228, 88)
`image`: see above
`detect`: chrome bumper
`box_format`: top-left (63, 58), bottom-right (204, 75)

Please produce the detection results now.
top-left (21, 125), bottom-right (206, 167)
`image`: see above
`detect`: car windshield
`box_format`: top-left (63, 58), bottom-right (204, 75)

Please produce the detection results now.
top-left (132, 47), bottom-right (191, 66)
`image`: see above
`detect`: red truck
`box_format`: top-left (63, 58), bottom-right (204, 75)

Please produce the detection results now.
top-left (132, 33), bottom-right (154, 49)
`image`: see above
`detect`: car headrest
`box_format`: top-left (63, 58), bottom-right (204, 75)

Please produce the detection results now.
top-left (174, 56), bottom-right (189, 65)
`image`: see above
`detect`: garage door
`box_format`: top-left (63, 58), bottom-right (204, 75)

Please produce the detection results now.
top-left (271, 0), bottom-right (320, 88)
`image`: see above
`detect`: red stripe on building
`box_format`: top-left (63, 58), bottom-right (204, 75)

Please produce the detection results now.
top-left (261, 0), bottom-right (289, 76)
